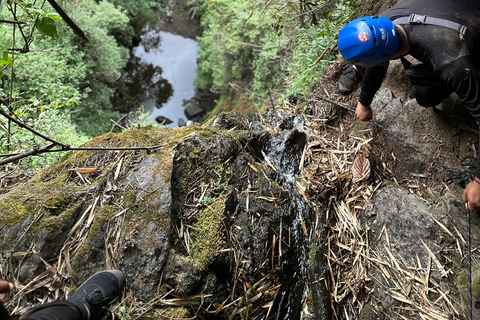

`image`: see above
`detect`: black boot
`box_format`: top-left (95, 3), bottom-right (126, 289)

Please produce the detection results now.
top-left (338, 64), bottom-right (365, 95)
top-left (67, 270), bottom-right (125, 318)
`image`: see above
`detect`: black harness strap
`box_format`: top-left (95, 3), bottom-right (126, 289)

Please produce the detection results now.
top-left (393, 14), bottom-right (467, 37)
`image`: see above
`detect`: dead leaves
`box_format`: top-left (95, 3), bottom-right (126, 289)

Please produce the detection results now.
top-left (352, 153), bottom-right (370, 184)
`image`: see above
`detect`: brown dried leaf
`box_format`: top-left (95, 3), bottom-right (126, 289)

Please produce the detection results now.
top-left (71, 166), bottom-right (100, 174)
top-left (247, 162), bottom-right (261, 174)
top-left (352, 153), bottom-right (370, 183)
top-left (296, 181), bottom-right (309, 203)
top-left (307, 141), bottom-right (323, 150)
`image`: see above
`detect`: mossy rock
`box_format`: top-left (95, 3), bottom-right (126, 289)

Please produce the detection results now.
top-left (190, 191), bottom-right (232, 270)
top-left (457, 265), bottom-right (480, 317)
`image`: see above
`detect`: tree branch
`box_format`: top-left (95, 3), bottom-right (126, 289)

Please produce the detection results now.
top-left (8, 47), bottom-right (62, 52)
top-left (0, 143), bottom-right (56, 165)
top-left (0, 145), bottom-right (163, 165)
top-left (0, 19), bottom-right (26, 25)
top-left (0, 106), bottom-right (67, 148)
top-left (46, 0), bottom-right (88, 42)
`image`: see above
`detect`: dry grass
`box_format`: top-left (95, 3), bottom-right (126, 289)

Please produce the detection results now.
top-left (301, 97), bottom-right (463, 319)
top-left (0, 97), bottom-right (467, 320)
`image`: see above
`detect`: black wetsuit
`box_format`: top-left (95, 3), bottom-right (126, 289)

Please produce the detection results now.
top-left (358, 0), bottom-right (480, 177)
top-left (0, 299), bottom-right (89, 320)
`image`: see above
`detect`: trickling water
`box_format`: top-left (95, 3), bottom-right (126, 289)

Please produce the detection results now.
top-left (124, 26), bottom-right (200, 127)
top-left (265, 120), bottom-right (310, 318)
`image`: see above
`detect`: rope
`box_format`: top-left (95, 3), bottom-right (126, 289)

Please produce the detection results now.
top-left (315, 96), bottom-right (458, 177)
top-left (467, 206), bottom-right (473, 320)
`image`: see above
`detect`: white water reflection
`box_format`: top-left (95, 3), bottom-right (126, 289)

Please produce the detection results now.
top-left (132, 29), bottom-right (199, 127)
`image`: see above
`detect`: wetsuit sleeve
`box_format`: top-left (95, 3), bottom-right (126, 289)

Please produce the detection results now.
top-left (0, 300), bottom-right (10, 320)
top-left (358, 64), bottom-right (389, 106)
top-left (439, 56), bottom-right (480, 178)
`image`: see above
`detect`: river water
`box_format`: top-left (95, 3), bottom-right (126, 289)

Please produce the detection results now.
top-left (124, 25), bottom-right (200, 128)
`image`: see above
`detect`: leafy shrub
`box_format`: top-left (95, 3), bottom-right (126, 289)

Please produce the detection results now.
top-left (195, 0), bottom-right (356, 104)
top-left (195, 0), bottom-right (288, 96)
top-left (0, 108), bottom-right (89, 170)
top-left (286, 0), bottom-right (354, 95)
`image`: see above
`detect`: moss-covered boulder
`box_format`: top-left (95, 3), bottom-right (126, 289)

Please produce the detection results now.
top-left (0, 111), bottom-right (330, 319)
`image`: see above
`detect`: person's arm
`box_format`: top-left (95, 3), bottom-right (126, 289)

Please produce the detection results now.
top-left (355, 63), bottom-right (389, 121)
top-left (358, 63), bottom-right (390, 107)
top-left (442, 56), bottom-right (480, 211)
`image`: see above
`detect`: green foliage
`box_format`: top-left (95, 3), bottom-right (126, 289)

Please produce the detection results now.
top-left (125, 105), bottom-right (160, 129)
top-left (0, 50), bottom-right (13, 68)
top-left (108, 0), bottom-right (171, 37)
top-left (195, 0), bottom-right (356, 104)
top-left (117, 306), bottom-right (133, 320)
top-left (30, 8), bottom-right (62, 39)
top-left (0, 0), bottom-right (170, 172)
top-left (286, 0), bottom-right (355, 95)
top-left (2, 0), bottom-right (135, 137)
top-left (203, 182), bottom-right (227, 205)
top-left (195, 0), bottom-right (287, 96)
top-left (0, 108), bottom-right (89, 170)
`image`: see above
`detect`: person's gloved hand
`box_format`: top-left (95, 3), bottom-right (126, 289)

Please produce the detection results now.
top-left (356, 102), bottom-right (372, 121)
top-left (0, 280), bottom-right (13, 294)
top-left (463, 178), bottom-right (480, 212)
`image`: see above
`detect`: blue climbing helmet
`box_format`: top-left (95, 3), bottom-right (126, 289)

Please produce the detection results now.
top-left (338, 16), bottom-right (399, 67)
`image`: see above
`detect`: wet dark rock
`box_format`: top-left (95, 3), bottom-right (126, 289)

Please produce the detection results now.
top-left (162, 249), bottom-right (201, 295)
top-left (155, 115), bottom-right (173, 125)
top-left (123, 221), bottom-right (171, 301)
top-left (178, 117), bottom-right (186, 127)
top-left (360, 187), bottom-right (441, 319)
top-left (122, 157), bottom-right (172, 215)
top-left (211, 112), bottom-right (265, 131)
top-left (184, 100), bottom-right (205, 119)
top-left (366, 187), bottom-right (437, 262)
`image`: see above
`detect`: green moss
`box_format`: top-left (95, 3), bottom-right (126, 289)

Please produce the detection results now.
top-left (124, 191), bottom-right (136, 209)
top-left (165, 307), bottom-right (190, 318)
top-left (45, 196), bottom-right (70, 216)
top-left (190, 192), bottom-right (231, 270)
top-left (0, 171), bottom-right (80, 229)
top-left (72, 205), bottom-right (118, 267)
top-left (0, 197), bottom-right (31, 227)
top-left (457, 266), bottom-right (480, 307)
top-left (38, 204), bottom-right (82, 234)
top-left (142, 307), bottom-right (190, 319)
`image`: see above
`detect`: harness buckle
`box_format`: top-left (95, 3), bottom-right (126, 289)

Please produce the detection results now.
top-left (408, 14), bottom-right (427, 24)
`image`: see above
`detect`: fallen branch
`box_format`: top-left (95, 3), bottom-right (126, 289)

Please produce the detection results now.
top-left (0, 145), bottom-right (163, 165)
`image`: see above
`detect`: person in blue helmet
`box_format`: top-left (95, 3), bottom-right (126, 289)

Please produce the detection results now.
top-left (337, 0), bottom-right (480, 212)
top-left (0, 270), bottom-right (125, 320)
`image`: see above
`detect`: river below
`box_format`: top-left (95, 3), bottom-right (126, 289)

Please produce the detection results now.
top-left (125, 25), bottom-right (200, 128)
top-left (118, 0), bottom-right (207, 128)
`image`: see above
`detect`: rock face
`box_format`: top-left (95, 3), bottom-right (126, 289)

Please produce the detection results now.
top-left (184, 99), bottom-right (205, 120)
top-left (360, 187), bottom-right (442, 319)
top-left (351, 59), bottom-right (480, 319)
top-left (0, 111), bottom-right (330, 319)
